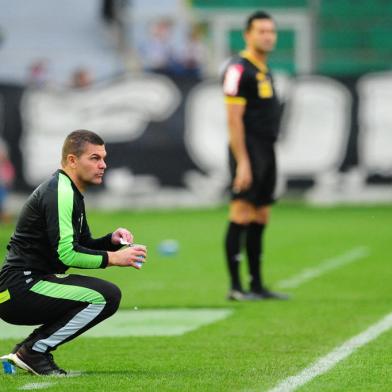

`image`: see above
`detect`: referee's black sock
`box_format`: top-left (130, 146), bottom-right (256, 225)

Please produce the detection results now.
top-left (224, 222), bottom-right (246, 291)
top-left (246, 222), bottom-right (265, 292)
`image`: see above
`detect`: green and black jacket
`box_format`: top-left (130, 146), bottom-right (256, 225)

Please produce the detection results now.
top-left (0, 170), bottom-right (120, 290)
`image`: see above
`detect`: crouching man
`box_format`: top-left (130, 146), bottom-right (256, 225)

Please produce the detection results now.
top-left (0, 130), bottom-right (147, 375)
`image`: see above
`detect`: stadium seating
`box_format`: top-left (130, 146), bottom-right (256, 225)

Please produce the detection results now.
top-left (192, 0), bottom-right (392, 76)
top-left (192, 0), bottom-right (306, 8)
top-left (318, 0), bottom-right (392, 75)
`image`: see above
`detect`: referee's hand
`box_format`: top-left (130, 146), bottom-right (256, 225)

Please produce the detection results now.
top-left (233, 161), bottom-right (252, 193)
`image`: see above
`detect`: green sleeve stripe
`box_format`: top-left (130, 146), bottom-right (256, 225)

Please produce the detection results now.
top-left (0, 289), bottom-right (10, 304)
top-left (58, 173), bottom-right (103, 268)
top-left (31, 280), bottom-right (106, 305)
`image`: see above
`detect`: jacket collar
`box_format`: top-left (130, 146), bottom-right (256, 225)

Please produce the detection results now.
top-left (56, 169), bottom-right (84, 199)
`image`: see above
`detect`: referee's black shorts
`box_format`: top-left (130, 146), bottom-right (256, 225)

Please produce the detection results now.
top-left (229, 134), bottom-right (277, 207)
top-left (0, 270), bottom-right (121, 353)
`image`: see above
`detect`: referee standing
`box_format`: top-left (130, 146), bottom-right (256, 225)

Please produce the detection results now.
top-left (223, 11), bottom-right (287, 301)
top-left (0, 130), bottom-right (147, 375)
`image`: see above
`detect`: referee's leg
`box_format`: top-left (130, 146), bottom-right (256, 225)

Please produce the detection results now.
top-left (0, 274), bottom-right (121, 375)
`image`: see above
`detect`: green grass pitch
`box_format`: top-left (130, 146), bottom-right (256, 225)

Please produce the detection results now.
top-left (0, 202), bottom-right (391, 391)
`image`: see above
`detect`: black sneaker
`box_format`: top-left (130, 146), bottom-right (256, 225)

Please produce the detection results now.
top-left (248, 288), bottom-right (290, 300)
top-left (11, 345), bottom-right (67, 376)
top-left (11, 343), bottom-right (22, 354)
top-left (12, 330), bottom-right (39, 353)
top-left (227, 289), bottom-right (252, 301)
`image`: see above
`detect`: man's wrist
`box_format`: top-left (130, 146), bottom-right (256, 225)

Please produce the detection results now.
top-left (107, 251), bottom-right (115, 267)
top-left (106, 233), bottom-right (123, 251)
top-left (100, 252), bottom-right (110, 269)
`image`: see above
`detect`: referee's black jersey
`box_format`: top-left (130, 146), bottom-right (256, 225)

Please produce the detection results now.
top-left (223, 50), bottom-right (281, 142)
top-left (0, 169), bottom-right (120, 290)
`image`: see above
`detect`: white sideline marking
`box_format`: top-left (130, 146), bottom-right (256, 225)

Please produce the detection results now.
top-left (268, 311), bottom-right (392, 392)
top-left (19, 382), bottom-right (56, 390)
top-left (0, 309), bottom-right (232, 340)
top-left (276, 247), bottom-right (370, 289)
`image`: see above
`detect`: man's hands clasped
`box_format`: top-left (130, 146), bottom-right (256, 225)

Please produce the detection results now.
top-left (108, 228), bottom-right (147, 269)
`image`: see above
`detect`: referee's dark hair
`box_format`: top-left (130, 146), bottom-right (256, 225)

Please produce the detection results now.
top-left (62, 130), bottom-right (104, 165)
top-left (245, 11), bottom-right (273, 31)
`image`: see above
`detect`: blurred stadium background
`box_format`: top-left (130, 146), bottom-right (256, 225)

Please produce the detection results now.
top-left (0, 0), bottom-right (391, 213)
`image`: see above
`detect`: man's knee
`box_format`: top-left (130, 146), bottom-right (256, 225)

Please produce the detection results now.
top-left (253, 206), bottom-right (270, 224)
top-left (229, 200), bottom-right (255, 225)
top-left (101, 281), bottom-right (122, 316)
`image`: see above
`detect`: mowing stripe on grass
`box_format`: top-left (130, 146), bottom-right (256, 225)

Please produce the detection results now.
top-left (268, 310), bottom-right (392, 392)
top-left (87, 308), bottom-right (232, 337)
top-left (19, 382), bottom-right (56, 390)
top-left (0, 309), bottom-right (232, 339)
top-left (276, 246), bottom-right (370, 289)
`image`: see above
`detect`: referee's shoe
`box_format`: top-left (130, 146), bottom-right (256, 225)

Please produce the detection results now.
top-left (248, 288), bottom-right (290, 300)
top-left (227, 289), bottom-right (253, 301)
top-left (10, 345), bottom-right (67, 376)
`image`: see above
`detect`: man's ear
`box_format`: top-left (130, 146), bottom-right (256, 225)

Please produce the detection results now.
top-left (243, 30), bottom-right (249, 44)
top-left (67, 154), bottom-right (78, 169)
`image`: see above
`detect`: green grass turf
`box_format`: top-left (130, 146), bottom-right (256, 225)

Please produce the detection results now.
top-left (0, 203), bottom-right (391, 391)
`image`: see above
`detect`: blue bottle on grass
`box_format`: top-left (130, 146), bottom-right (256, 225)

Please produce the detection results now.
top-left (2, 360), bottom-right (16, 374)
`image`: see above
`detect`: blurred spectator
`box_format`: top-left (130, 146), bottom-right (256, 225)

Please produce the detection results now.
top-left (138, 18), bottom-right (177, 74)
top-left (177, 23), bottom-right (206, 78)
top-left (27, 59), bottom-right (50, 88)
top-left (138, 19), bottom-right (206, 79)
top-left (71, 68), bottom-right (94, 88)
top-left (101, 0), bottom-right (128, 57)
top-left (0, 139), bottom-right (15, 223)
top-left (102, 0), bottom-right (118, 25)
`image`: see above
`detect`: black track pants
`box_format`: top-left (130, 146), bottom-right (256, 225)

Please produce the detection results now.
top-left (0, 272), bottom-right (121, 353)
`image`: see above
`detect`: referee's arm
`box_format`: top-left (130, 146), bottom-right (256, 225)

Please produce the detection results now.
top-left (225, 100), bottom-right (253, 192)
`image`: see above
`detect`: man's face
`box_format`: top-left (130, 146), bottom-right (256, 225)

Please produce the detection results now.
top-left (73, 143), bottom-right (107, 186)
top-left (245, 18), bottom-right (277, 54)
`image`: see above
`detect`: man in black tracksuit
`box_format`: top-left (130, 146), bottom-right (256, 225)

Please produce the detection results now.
top-left (0, 130), bottom-right (147, 376)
